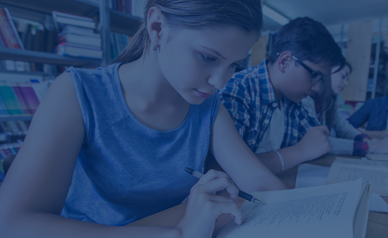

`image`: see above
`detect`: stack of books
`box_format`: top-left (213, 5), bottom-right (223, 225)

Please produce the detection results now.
top-left (53, 11), bottom-right (102, 59)
top-left (0, 79), bottom-right (50, 116)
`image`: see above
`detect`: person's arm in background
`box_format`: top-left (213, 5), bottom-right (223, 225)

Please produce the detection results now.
top-left (347, 100), bottom-right (372, 129)
top-left (347, 99), bottom-right (387, 140)
top-left (333, 105), bottom-right (361, 140)
top-left (360, 130), bottom-right (388, 140)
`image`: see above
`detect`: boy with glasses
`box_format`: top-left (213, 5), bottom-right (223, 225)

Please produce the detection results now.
top-left (219, 17), bottom-right (345, 174)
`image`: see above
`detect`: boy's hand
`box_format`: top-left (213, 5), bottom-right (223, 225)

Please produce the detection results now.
top-left (297, 126), bottom-right (330, 161)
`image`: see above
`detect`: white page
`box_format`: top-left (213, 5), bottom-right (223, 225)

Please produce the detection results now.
top-left (295, 163), bottom-right (329, 188)
top-left (217, 180), bottom-right (363, 238)
top-left (369, 194), bottom-right (388, 213)
top-left (296, 163), bottom-right (388, 213)
top-left (327, 158), bottom-right (388, 196)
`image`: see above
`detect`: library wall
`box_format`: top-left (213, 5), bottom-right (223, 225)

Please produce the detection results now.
top-left (343, 20), bottom-right (373, 102)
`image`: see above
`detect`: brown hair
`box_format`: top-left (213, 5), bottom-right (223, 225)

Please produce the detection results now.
top-left (114, 0), bottom-right (263, 64)
top-left (312, 75), bottom-right (336, 129)
top-left (313, 61), bottom-right (352, 129)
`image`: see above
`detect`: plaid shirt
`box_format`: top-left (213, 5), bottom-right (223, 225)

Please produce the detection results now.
top-left (219, 60), bottom-right (320, 153)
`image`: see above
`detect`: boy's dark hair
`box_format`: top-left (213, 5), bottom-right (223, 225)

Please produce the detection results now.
top-left (269, 17), bottom-right (345, 68)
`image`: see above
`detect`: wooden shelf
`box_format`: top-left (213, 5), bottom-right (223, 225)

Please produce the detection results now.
top-left (0, 115), bottom-right (33, 121)
top-left (0, 47), bottom-right (101, 67)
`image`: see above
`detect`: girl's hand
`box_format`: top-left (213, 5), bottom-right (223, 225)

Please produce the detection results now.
top-left (176, 169), bottom-right (243, 238)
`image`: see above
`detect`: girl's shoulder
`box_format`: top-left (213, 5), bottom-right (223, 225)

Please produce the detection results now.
top-left (65, 63), bottom-right (120, 83)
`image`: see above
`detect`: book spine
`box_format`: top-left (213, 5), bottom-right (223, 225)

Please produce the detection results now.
top-left (0, 93), bottom-right (10, 115)
top-left (0, 8), bottom-right (21, 49)
top-left (12, 83), bottom-right (30, 114)
top-left (19, 82), bottom-right (40, 114)
top-left (0, 9), bottom-right (11, 48)
top-left (4, 8), bottom-right (24, 49)
top-left (31, 80), bottom-right (50, 102)
top-left (0, 82), bottom-right (24, 115)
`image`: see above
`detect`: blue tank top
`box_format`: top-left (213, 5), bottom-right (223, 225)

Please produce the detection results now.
top-left (61, 63), bottom-right (220, 226)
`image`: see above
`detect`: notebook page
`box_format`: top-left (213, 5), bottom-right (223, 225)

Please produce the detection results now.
top-left (217, 179), bottom-right (363, 238)
top-left (327, 158), bottom-right (388, 196)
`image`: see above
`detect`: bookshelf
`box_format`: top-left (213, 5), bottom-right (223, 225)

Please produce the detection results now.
top-left (0, 47), bottom-right (101, 67)
top-left (0, 0), bottom-right (143, 149)
top-left (0, 0), bottom-right (142, 65)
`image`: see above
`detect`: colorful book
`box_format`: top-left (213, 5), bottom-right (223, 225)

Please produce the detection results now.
top-left (18, 82), bottom-right (40, 114)
top-left (12, 83), bottom-right (30, 114)
top-left (0, 8), bottom-right (24, 49)
top-left (30, 80), bottom-right (50, 102)
top-left (3, 8), bottom-right (24, 49)
top-left (0, 82), bottom-right (24, 115)
top-left (0, 92), bottom-right (10, 115)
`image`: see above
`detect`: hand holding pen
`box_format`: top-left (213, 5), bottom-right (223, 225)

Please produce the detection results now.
top-left (177, 169), bottom-right (246, 236)
top-left (185, 167), bottom-right (263, 204)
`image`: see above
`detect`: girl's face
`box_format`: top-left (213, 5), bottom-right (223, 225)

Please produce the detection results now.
top-left (331, 65), bottom-right (351, 96)
top-left (157, 26), bottom-right (259, 105)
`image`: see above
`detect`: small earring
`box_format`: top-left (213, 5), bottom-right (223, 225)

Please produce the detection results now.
top-left (152, 42), bottom-right (158, 51)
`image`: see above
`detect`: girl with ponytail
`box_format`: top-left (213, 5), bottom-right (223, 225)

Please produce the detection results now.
top-left (0, 1), bottom-right (286, 237)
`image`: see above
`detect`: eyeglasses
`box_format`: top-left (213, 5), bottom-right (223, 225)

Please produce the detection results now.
top-left (291, 55), bottom-right (326, 85)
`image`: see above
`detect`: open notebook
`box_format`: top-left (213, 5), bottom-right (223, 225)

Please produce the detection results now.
top-left (217, 179), bottom-right (371, 238)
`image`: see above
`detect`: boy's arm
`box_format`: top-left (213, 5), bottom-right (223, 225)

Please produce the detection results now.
top-left (255, 125), bottom-right (330, 174)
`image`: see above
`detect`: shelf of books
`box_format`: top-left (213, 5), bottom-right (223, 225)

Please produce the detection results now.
top-left (0, 47), bottom-right (101, 67)
top-left (0, 0), bottom-right (141, 156)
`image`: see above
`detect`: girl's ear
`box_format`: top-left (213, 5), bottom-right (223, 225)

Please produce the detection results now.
top-left (277, 51), bottom-right (292, 73)
top-left (146, 7), bottom-right (168, 50)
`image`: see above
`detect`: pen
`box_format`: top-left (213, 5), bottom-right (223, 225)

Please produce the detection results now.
top-left (184, 167), bottom-right (263, 204)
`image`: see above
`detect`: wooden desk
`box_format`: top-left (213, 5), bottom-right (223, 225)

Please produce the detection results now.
top-left (130, 155), bottom-right (388, 238)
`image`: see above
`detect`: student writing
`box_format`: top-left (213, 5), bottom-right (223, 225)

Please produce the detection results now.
top-left (219, 17), bottom-right (345, 174)
top-left (302, 61), bottom-right (388, 155)
top-left (0, 1), bottom-right (286, 238)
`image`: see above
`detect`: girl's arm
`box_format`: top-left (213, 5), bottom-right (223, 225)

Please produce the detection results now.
top-left (210, 104), bottom-right (287, 193)
top-left (0, 73), bottom-right (242, 238)
top-left (361, 130), bottom-right (388, 140)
